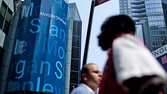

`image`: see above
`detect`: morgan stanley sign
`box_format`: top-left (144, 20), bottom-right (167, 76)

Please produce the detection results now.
top-left (6, 0), bottom-right (68, 94)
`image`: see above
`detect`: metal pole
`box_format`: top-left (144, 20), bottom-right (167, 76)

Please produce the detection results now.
top-left (82, 0), bottom-right (96, 66)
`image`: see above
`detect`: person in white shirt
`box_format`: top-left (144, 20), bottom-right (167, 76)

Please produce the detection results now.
top-left (97, 14), bottom-right (167, 94)
top-left (70, 63), bottom-right (102, 94)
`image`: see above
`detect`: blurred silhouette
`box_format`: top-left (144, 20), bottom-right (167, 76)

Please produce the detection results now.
top-left (70, 63), bottom-right (102, 94)
top-left (97, 14), bottom-right (167, 94)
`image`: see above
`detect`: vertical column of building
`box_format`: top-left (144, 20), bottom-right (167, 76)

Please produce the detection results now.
top-left (0, 0), bottom-right (17, 94)
top-left (69, 20), bottom-right (82, 93)
top-left (67, 3), bottom-right (82, 94)
top-left (64, 19), bottom-right (73, 94)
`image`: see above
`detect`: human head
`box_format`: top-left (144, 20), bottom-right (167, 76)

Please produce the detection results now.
top-left (97, 14), bottom-right (136, 50)
top-left (80, 63), bottom-right (102, 90)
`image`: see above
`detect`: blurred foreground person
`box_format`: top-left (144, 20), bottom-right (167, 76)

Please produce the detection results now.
top-left (97, 14), bottom-right (167, 94)
top-left (70, 63), bottom-right (102, 94)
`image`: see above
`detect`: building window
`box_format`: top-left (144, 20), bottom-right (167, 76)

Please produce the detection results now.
top-left (0, 14), bottom-right (4, 29)
top-left (0, 47), bottom-right (4, 72)
top-left (0, 1), bottom-right (13, 35)
top-left (6, 9), bottom-right (13, 22)
top-left (0, 2), bottom-right (7, 17)
top-left (3, 20), bottom-right (10, 34)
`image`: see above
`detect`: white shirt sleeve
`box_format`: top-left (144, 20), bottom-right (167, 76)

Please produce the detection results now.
top-left (112, 34), bottom-right (167, 84)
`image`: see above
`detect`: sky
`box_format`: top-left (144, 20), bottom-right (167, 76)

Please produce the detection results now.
top-left (68, 0), bottom-right (120, 71)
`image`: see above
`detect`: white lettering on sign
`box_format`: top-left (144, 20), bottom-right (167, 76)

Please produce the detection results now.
top-left (152, 44), bottom-right (167, 58)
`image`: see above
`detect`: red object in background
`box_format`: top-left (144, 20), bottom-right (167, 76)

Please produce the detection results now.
top-left (161, 56), bottom-right (167, 65)
top-left (95, 0), bottom-right (110, 6)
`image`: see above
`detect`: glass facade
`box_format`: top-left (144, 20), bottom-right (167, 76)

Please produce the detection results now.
top-left (68, 3), bottom-right (81, 21)
top-left (119, 0), bottom-right (130, 15)
top-left (0, 1), bottom-right (13, 35)
top-left (131, 0), bottom-right (146, 22)
top-left (70, 21), bottom-right (81, 92)
top-left (145, 0), bottom-right (167, 50)
top-left (162, 0), bottom-right (167, 28)
top-left (119, 0), bottom-right (167, 51)
top-left (0, 0), bottom-right (15, 94)
top-left (67, 3), bottom-right (82, 93)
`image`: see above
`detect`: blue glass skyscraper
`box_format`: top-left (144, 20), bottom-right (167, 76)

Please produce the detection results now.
top-left (119, 0), bottom-right (167, 51)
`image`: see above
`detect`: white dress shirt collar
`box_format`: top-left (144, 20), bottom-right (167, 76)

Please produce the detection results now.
top-left (80, 84), bottom-right (95, 94)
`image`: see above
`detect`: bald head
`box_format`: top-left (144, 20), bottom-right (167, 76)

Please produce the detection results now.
top-left (80, 63), bottom-right (102, 90)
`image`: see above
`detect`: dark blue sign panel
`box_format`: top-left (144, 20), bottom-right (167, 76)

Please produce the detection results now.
top-left (6, 0), bottom-right (68, 93)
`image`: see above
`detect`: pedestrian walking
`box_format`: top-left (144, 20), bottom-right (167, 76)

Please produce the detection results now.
top-left (97, 14), bottom-right (167, 94)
